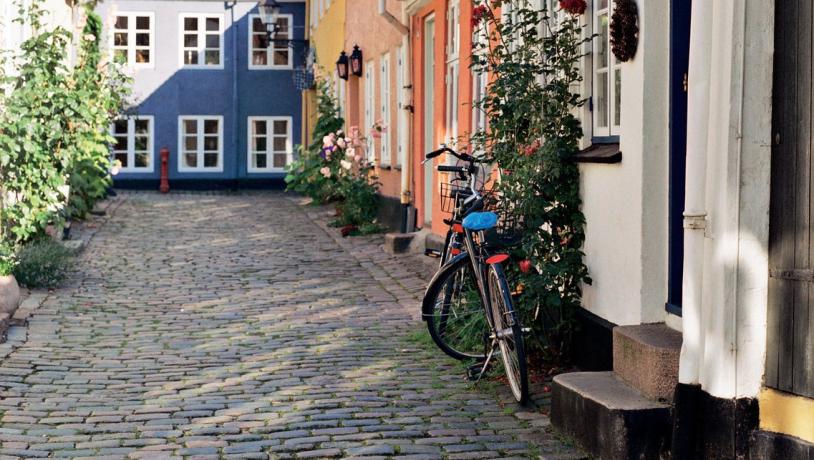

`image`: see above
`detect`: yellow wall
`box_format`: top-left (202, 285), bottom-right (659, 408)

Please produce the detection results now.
top-left (311, 0), bottom-right (345, 79)
top-left (759, 388), bottom-right (814, 444)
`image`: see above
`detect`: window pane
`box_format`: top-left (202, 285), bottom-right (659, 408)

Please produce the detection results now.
top-left (204, 153), bottom-right (218, 167)
top-left (136, 16), bottom-right (150, 30)
top-left (135, 50), bottom-right (150, 63)
top-left (204, 120), bottom-right (218, 134)
top-left (273, 120), bottom-right (287, 134)
top-left (598, 0), bottom-right (609, 9)
top-left (134, 136), bottom-right (148, 151)
top-left (254, 137), bottom-right (267, 152)
top-left (136, 33), bottom-right (149, 46)
top-left (254, 153), bottom-right (267, 169)
top-left (184, 153), bottom-right (198, 167)
top-left (115, 153), bottom-right (128, 167)
top-left (135, 153), bottom-right (150, 167)
top-left (204, 136), bottom-right (218, 151)
top-left (273, 153), bottom-right (287, 168)
top-left (184, 120), bottom-right (198, 134)
top-left (252, 34), bottom-right (269, 49)
top-left (276, 17), bottom-right (289, 37)
top-left (252, 51), bottom-right (268, 66)
top-left (273, 137), bottom-right (286, 151)
top-left (205, 34), bottom-right (219, 48)
top-left (114, 49), bottom-right (127, 63)
top-left (597, 14), bottom-right (609, 69)
top-left (115, 16), bottom-right (128, 30)
top-left (253, 120), bottom-right (267, 135)
top-left (273, 50), bottom-right (288, 65)
top-left (184, 34), bottom-right (198, 48)
top-left (184, 50), bottom-right (198, 65)
top-left (114, 136), bottom-right (127, 151)
top-left (204, 50), bottom-right (220, 65)
top-left (114, 33), bottom-right (128, 46)
top-left (113, 119), bottom-right (128, 133)
top-left (596, 71), bottom-right (608, 128)
top-left (252, 17), bottom-right (264, 32)
top-left (614, 68), bottom-right (621, 126)
top-left (184, 17), bottom-right (198, 31)
top-left (185, 136), bottom-right (197, 151)
top-left (206, 17), bottom-right (219, 31)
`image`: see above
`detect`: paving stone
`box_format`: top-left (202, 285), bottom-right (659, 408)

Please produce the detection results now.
top-left (0, 193), bottom-right (583, 460)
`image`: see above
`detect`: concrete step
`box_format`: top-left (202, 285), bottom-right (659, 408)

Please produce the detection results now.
top-left (551, 371), bottom-right (672, 460)
top-left (613, 323), bottom-right (681, 402)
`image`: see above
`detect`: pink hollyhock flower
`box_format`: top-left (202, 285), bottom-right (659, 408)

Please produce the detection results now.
top-left (323, 135), bottom-right (334, 148)
top-left (320, 167), bottom-right (331, 178)
top-left (337, 138), bottom-right (347, 149)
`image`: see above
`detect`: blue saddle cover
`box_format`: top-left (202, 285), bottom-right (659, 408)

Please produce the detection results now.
top-left (462, 211), bottom-right (498, 231)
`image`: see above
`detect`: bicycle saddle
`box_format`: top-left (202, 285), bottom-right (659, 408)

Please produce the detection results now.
top-left (462, 211), bottom-right (498, 231)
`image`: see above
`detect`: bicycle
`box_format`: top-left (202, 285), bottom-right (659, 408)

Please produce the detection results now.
top-left (421, 158), bottom-right (529, 404)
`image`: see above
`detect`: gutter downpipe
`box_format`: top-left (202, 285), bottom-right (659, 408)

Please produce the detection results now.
top-left (679, 0), bottom-right (713, 388)
top-left (378, 0), bottom-right (413, 231)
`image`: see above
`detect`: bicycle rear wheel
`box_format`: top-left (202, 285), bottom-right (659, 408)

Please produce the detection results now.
top-left (423, 255), bottom-right (489, 361)
top-left (487, 263), bottom-right (529, 405)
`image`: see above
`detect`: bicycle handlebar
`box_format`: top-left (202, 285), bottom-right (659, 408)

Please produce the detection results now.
top-left (437, 165), bottom-right (468, 173)
top-left (425, 145), bottom-right (475, 162)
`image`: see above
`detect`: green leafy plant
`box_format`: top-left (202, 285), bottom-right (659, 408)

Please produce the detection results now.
top-left (472, 0), bottom-right (592, 363)
top-left (0, 243), bottom-right (17, 277)
top-left (13, 239), bottom-right (74, 288)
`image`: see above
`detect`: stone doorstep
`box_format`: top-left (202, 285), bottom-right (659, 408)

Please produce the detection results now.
top-left (612, 323), bottom-right (682, 402)
top-left (11, 291), bottom-right (48, 323)
top-left (551, 371), bottom-right (672, 460)
top-left (383, 233), bottom-right (415, 255)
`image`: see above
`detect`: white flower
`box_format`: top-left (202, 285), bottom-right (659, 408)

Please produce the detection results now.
top-left (346, 147), bottom-right (356, 158)
top-left (320, 166), bottom-right (331, 178)
top-left (340, 160), bottom-right (352, 170)
top-left (337, 138), bottom-right (347, 149)
top-left (83, 34), bottom-right (96, 42)
top-left (323, 135), bottom-right (334, 148)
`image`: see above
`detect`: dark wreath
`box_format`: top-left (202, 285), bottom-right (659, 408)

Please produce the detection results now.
top-left (610, 0), bottom-right (639, 62)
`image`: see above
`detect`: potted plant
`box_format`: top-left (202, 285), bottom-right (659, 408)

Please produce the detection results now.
top-left (0, 243), bottom-right (20, 315)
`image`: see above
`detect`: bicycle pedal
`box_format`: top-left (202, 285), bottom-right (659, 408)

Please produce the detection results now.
top-left (424, 249), bottom-right (442, 258)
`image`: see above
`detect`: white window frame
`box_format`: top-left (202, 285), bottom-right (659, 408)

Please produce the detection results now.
top-left (380, 53), bottom-right (391, 166)
top-left (247, 116), bottom-right (293, 173)
top-left (364, 60), bottom-right (375, 162)
top-left (248, 13), bottom-right (293, 69)
top-left (178, 13), bottom-right (224, 70)
top-left (445, 0), bottom-right (460, 149)
top-left (396, 44), bottom-right (407, 168)
top-left (110, 12), bottom-right (155, 69)
top-left (178, 115), bottom-right (224, 172)
top-left (111, 115), bottom-right (154, 173)
top-left (592, 0), bottom-right (621, 137)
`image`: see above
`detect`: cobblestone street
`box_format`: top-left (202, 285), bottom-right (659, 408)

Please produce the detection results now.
top-left (0, 193), bottom-right (582, 460)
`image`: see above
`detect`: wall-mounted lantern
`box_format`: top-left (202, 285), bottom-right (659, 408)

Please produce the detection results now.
top-left (349, 45), bottom-right (363, 77)
top-left (336, 51), bottom-right (349, 80)
top-left (257, 0), bottom-right (282, 39)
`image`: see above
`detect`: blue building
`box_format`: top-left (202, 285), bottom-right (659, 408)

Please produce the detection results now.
top-left (95, 0), bottom-right (306, 189)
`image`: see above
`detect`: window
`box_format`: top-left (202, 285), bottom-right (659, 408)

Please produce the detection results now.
top-left (111, 116), bottom-right (154, 172)
top-left (179, 14), bottom-right (223, 69)
top-left (112, 13), bottom-right (153, 67)
top-left (396, 45), bottom-right (407, 167)
top-left (364, 60), bottom-right (375, 162)
top-left (248, 117), bottom-right (292, 172)
top-left (178, 116), bottom-right (223, 172)
top-left (380, 53), bottom-right (391, 166)
top-left (249, 14), bottom-right (292, 69)
top-left (445, 0), bottom-right (460, 146)
top-left (471, 8), bottom-right (489, 136)
top-left (593, 0), bottom-right (621, 137)
top-left (334, 70), bottom-right (346, 118)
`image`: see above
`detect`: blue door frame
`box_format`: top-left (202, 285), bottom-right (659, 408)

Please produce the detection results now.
top-left (666, 0), bottom-right (692, 316)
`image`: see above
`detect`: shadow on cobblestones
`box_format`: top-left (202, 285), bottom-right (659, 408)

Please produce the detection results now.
top-left (0, 192), bottom-right (584, 460)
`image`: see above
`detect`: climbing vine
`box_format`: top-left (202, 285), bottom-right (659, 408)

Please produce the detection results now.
top-left (471, 0), bottom-right (592, 362)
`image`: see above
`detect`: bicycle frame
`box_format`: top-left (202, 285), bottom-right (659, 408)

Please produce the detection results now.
top-left (461, 227), bottom-right (497, 332)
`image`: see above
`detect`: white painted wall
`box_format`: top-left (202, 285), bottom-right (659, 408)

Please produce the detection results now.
top-left (678, 0), bottom-right (773, 400)
top-left (1, 0), bottom-right (77, 76)
top-left (578, 0), bottom-right (670, 327)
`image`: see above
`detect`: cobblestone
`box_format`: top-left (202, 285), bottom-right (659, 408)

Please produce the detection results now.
top-left (0, 192), bottom-right (585, 459)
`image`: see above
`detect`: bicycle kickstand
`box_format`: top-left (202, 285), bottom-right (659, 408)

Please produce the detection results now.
top-left (467, 345), bottom-right (497, 382)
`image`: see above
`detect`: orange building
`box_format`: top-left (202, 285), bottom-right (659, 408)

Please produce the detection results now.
top-left (406, 0), bottom-right (478, 237)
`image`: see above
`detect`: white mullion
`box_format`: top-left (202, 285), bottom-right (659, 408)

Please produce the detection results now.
top-left (197, 119), bottom-right (204, 168)
top-left (127, 118), bottom-right (136, 169)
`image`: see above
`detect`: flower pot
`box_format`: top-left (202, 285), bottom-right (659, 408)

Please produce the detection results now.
top-left (0, 274), bottom-right (21, 315)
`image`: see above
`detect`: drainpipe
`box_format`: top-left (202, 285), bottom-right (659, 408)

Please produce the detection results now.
top-left (379, 0), bottom-right (412, 231)
top-left (679, 0), bottom-right (713, 391)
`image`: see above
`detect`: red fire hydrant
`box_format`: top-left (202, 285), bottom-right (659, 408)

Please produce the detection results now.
top-left (159, 147), bottom-right (170, 193)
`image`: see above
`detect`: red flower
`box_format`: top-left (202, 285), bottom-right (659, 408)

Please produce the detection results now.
top-left (471, 4), bottom-right (489, 28)
top-left (560, 0), bottom-right (587, 15)
top-left (519, 259), bottom-right (532, 273)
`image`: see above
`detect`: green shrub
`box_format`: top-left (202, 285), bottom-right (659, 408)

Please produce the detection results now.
top-left (13, 239), bottom-right (74, 288)
top-left (0, 243), bottom-right (17, 276)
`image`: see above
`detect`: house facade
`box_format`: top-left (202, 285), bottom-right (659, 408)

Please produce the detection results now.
top-left (1, 0), bottom-right (80, 74)
top-left (95, 0), bottom-right (305, 189)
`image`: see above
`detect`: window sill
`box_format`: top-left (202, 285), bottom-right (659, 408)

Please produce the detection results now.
top-left (574, 143), bottom-right (622, 164)
top-left (379, 164), bottom-right (392, 170)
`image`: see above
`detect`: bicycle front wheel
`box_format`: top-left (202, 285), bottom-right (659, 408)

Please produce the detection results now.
top-left (487, 263), bottom-right (529, 405)
top-left (423, 255), bottom-right (489, 361)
